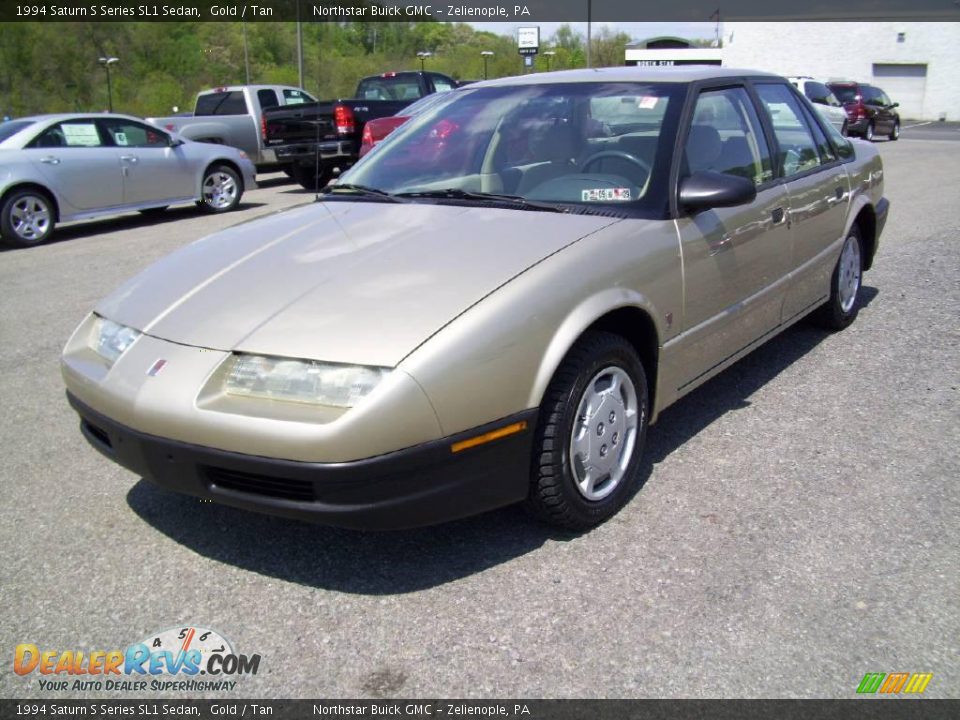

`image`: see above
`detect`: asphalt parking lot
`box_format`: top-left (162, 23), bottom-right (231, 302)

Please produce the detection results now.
top-left (1, 136), bottom-right (957, 700)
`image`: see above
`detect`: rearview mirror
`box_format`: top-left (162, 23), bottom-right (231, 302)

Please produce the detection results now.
top-left (679, 171), bottom-right (757, 212)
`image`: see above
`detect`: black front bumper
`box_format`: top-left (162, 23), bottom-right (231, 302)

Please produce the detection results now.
top-left (68, 393), bottom-right (536, 530)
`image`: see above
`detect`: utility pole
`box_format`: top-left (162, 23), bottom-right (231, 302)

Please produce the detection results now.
top-left (296, 1), bottom-right (304, 89)
top-left (242, 23), bottom-right (251, 84)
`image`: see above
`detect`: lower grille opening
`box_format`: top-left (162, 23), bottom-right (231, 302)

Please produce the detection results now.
top-left (82, 420), bottom-right (112, 449)
top-left (205, 466), bottom-right (314, 502)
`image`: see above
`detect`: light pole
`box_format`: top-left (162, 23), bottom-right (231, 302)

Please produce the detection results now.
top-left (98, 56), bottom-right (119, 112)
top-left (416, 51), bottom-right (432, 72)
top-left (542, 50), bottom-right (556, 71)
top-left (586, 0), bottom-right (592, 68)
top-left (480, 51), bottom-right (494, 80)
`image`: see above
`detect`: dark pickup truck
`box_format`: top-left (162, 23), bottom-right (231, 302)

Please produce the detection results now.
top-left (263, 71), bottom-right (457, 189)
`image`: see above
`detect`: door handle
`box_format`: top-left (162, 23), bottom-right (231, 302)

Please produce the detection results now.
top-left (827, 186), bottom-right (846, 205)
top-left (120, 155), bottom-right (138, 163)
top-left (771, 207), bottom-right (785, 225)
top-left (40, 156), bottom-right (60, 164)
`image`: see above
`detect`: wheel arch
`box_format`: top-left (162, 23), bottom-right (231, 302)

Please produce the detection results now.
top-left (1, 182), bottom-right (61, 222)
top-left (851, 203), bottom-right (878, 271)
top-left (529, 290), bottom-right (663, 423)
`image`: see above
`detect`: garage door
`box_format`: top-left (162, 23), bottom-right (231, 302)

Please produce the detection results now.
top-left (872, 64), bottom-right (927, 120)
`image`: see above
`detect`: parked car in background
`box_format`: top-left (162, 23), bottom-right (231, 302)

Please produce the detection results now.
top-left (358, 91), bottom-right (456, 158)
top-left (263, 71), bottom-right (457, 189)
top-left (787, 77), bottom-right (848, 134)
top-left (0, 113), bottom-right (255, 248)
top-left (62, 67), bottom-right (887, 531)
top-left (147, 85), bottom-right (317, 171)
top-left (827, 81), bottom-right (900, 141)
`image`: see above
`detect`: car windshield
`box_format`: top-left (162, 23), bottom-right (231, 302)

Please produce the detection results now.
top-left (339, 81), bottom-right (684, 212)
top-left (0, 119), bottom-right (34, 143)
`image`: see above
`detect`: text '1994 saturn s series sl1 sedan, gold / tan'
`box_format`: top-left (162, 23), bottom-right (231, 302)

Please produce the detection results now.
top-left (62, 67), bottom-right (888, 531)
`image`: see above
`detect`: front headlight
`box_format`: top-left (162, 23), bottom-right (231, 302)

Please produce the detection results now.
top-left (224, 354), bottom-right (390, 408)
top-left (91, 316), bottom-right (141, 365)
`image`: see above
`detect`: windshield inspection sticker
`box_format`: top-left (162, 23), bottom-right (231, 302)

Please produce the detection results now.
top-left (582, 188), bottom-right (632, 202)
top-left (637, 96), bottom-right (660, 109)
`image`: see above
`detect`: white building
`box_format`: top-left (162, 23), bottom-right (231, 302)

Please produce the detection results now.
top-left (721, 22), bottom-right (960, 121)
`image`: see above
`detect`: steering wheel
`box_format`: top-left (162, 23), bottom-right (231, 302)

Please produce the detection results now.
top-left (579, 150), bottom-right (651, 179)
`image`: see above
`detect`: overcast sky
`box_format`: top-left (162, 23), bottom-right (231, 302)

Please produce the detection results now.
top-left (466, 21), bottom-right (719, 44)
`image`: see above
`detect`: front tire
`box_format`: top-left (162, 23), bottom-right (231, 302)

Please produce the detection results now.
top-left (198, 165), bottom-right (242, 213)
top-left (889, 120), bottom-right (900, 141)
top-left (526, 331), bottom-right (649, 530)
top-left (292, 165), bottom-right (332, 192)
top-left (814, 225), bottom-right (863, 331)
top-left (1, 189), bottom-right (55, 248)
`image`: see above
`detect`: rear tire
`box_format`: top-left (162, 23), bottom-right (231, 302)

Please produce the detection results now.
top-left (864, 121), bottom-right (875, 141)
top-left (198, 165), bottom-right (242, 213)
top-left (0, 189), bottom-right (55, 248)
top-left (525, 331), bottom-right (649, 530)
top-left (813, 225), bottom-right (863, 331)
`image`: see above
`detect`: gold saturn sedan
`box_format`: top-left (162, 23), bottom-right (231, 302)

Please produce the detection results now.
top-left (62, 68), bottom-right (888, 530)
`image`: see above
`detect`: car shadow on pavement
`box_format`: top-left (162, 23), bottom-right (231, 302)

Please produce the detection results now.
top-left (126, 287), bottom-right (877, 595)
top-left (0, 202), bottom-right (269, 251)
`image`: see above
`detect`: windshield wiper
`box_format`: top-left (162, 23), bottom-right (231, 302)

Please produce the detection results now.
top-left (394, 188), bottom-right (567, 213)
top-left (321, 183), bottom-right (404, 203)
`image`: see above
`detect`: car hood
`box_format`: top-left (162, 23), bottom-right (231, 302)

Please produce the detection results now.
top-left (97, 201), bottom-right (619, 367)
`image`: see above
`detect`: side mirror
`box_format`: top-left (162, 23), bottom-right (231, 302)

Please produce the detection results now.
top-left (889, 102), bottom-right (899, 109)
top-left (169, 137), bottom-right (185, 148)
top-left (679, 171), bottom-right (757, 212)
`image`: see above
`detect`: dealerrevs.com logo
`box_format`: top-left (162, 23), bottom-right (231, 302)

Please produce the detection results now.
top-left (14, 626), bottom-right (261, 692)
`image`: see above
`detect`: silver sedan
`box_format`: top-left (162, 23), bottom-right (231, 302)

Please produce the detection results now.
top-left (0, 113), bottom-right (257, 248)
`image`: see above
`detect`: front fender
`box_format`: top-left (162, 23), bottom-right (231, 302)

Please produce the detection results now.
top-left (529, 288), bottom-right (662, 411)
top-left (401, 219), bottom-right (680, 436)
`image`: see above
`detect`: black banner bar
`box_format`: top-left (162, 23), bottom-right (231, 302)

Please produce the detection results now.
top-left (3, 700), bottom-right (960, 720)
top-left (1, 0), bottom-right (958, 23)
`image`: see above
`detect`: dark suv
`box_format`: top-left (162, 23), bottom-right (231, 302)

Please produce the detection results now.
top-left (827, 81), bottom-right (900, 141)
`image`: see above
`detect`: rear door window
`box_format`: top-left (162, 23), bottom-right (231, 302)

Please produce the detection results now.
top-left (30, 120), bottom-right (104, 148)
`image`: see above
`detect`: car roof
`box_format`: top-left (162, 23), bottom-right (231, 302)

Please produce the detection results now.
top-left (198, 85), bottom-right (301, 93)
top-left (14, 112), bottom-right (151, 124)
top-left (473, 65), bottom-right (782, 88)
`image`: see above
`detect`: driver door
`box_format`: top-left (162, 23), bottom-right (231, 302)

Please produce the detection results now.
top-left (671, 85), bottom-right (792, 393)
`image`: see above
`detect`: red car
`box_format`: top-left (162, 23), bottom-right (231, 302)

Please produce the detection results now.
top-left (827, 81), bottom-right (900, 141)
top-left (359, 91), bottom-right (455, 157)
